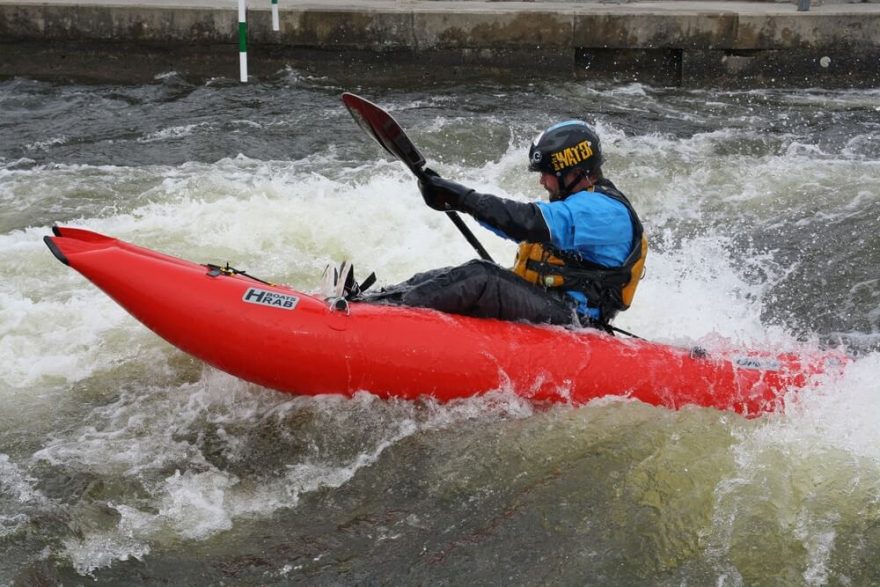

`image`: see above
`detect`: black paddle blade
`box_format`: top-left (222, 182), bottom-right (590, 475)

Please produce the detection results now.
top-left (341, 92), bottom-right (495, 263)
top-left (342, 92), bottom-right (426, 175)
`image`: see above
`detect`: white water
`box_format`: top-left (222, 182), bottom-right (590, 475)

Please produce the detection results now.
top-left (1, 81), bottom-right (879, 583)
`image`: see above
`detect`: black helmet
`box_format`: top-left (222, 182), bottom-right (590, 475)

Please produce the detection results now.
top-left (528, 120), bottom-right (603, 177)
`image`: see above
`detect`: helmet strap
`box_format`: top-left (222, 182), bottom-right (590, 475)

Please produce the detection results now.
top-left (556, 168), bottom-right (586, 200)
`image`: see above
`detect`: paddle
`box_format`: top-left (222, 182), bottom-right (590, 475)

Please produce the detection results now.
top-left (341, 93), bottom-right (641, 338)
top-left (341, 92), bottom-right (494, 263)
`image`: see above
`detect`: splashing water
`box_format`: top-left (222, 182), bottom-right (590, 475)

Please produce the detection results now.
top-left (1, 74), bottom-right (878, 584)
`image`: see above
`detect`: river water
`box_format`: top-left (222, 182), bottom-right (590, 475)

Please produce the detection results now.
top-left (1, 68), bottom-right (879, 584)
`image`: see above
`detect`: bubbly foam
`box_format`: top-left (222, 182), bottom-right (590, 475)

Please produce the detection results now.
top-left (2, 81), bottom-right (878, 580)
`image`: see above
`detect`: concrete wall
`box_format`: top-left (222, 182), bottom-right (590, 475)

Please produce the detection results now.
top-left (1, 1), bottom-right (878, 86)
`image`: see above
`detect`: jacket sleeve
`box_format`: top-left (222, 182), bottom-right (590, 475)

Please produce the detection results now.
top-left (459, 191), bottom-right (551, 243)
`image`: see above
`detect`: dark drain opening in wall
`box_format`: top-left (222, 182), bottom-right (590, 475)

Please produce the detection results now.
top-left (575, 48), bottom-right (683, 86)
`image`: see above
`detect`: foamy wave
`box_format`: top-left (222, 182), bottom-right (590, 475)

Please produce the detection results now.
top-left (38, 365), bottom-right (537, 574)
top-left (709, 352), bottom-right (880, 584)
top-left (137, 123), bottom-right (211, 143)
top-left (779, 352), bottom-right (880, 462)
top-left (25, 136), bottom-right (68, 151)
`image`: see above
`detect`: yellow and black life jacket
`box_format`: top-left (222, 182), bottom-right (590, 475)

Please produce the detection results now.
top-left (511, 180), bottom-right (647, 322)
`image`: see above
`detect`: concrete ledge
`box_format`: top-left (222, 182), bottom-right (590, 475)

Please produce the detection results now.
top-left (1, 1), bottom-right (879, 86)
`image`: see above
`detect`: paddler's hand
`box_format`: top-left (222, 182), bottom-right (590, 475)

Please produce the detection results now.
top-left (419, 168), bottom-right (474, 212)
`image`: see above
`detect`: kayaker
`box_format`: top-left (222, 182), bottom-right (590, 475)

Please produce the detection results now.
top-left (363, 120), bottom-right (647, 330)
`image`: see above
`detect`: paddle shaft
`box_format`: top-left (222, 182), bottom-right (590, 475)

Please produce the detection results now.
top-left (445, 210), bottom-right (493, 261)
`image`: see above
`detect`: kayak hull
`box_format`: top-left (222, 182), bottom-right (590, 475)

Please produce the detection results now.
top-left (45, 227), bottom-right (841, 416)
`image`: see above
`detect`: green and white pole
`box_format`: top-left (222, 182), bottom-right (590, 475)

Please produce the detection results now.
top-left (238, 0), bottom-right (248, 82)
top-left (271, 0), bottom-right (279, 32)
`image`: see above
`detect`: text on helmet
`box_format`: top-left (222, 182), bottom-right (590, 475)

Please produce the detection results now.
top-left (551, 140), bottom-right (594, 172)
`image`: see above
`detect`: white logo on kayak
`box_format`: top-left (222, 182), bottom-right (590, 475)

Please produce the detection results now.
top-left (733, 356), bottom-right (781, 371)
top-left (242, 288), bottom-right (299, 310)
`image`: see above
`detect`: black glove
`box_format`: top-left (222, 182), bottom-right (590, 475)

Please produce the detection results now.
top-left (418, 168), bottom-right (474, 212)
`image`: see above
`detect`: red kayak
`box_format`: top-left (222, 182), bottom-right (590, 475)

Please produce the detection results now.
top-left (44, 226), bottom-right (843, 416)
